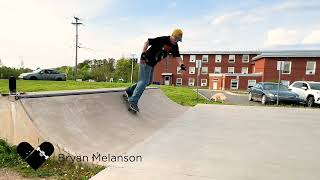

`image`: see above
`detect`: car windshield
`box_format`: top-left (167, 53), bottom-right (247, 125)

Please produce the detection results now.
top-left (263, 84), bottom-right (288, 90)
top-left (309, 83), bottom-right (320, 90)
top-left (32, 69), bottom-right (42, 73)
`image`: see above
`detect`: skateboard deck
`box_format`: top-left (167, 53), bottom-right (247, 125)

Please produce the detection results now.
top-left (122, 94), bottom-right (138, 113)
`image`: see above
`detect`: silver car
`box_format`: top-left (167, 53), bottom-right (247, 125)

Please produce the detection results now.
top-left (19, 69), bottom-right (66, 81)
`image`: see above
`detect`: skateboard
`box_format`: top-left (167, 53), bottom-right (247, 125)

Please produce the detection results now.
top-left (122, 94), bottom-right (138, 113)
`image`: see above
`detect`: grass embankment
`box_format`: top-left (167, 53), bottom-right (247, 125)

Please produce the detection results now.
top-left (160, 85), bottom-right (220, 106)
top-left (0, 139), bottom-right (105, 180)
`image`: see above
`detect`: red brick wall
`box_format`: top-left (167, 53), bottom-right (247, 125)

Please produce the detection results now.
top-left (261, 57), bottom-right (320, 84)
top-left (153, 53), bottom-right (258, 86)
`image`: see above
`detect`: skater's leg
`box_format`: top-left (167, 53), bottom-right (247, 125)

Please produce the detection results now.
top-left (147, 67), bottom-right (155, 86)
top-left (126, 83), bottom-right (137, 97)
top-left (129, 63), bottom-right (153, 105)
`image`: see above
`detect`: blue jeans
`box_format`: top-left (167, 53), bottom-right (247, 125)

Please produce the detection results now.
top-left (127, 63), bottom-right (154, 105)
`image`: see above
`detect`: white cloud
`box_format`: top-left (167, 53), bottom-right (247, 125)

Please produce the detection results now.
top-left (265, 28), bottom-right (301, 47)
top-left (302, 30), bottom-right (320, 44)
top-left (168, 2), bottom-right (177, 9)
top-left (211, 11), bottom-right (243, 25)
top-left (0, 0), bottom-right (111, 69)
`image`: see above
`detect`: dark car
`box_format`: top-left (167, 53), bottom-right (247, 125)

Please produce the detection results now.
top-left (19, 69), bottom-right (66, 81)
top-left (248, 82), bottom-right (303, 105)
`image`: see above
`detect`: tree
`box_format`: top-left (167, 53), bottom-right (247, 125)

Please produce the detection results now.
top-left (114, 58), bottom-right (132, 82)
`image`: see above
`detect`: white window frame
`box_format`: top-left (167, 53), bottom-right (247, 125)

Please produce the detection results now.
top-left (229, 55), bottom-right (235, 63)
top-left (176, 78), bottom-right (182, 86)
top-left (188, 78), bottom-right (195, 86)
top-left (241, 67), bottom-right (249, 74)
top-left (177, 66), bottom-right (182, 74)
top-left (201, 79), bottom-right (208, 87)
top-left (306, 61), bottom-right (316, 75)
top-left (281, 61), bottom-right (292, 74)
top-left (228, 67), bottom-right (235, 74)
top-left (214, 67), bottom-right (221, 74)
top-left (201, 67), bottom-right (208, 74)
top-left (215, 55), bottom-right (222, 63)
top-left (202, 55), bottom-right (209, 63)
top-left (190, 55), bottom-right (196, 62)
top-left (242, 54), bottom-right (249, 63)
top-left (189, 67), bottom-right (196, 74)
top-left (248, 80), bottom-right (256, 88)
top-left (180, 55), bottom-right (184, 60)
top-left (230, 79), bottom-right (239, 89)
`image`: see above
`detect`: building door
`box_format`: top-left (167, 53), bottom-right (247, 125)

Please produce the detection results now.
top-left (213, 80), bottom-right (218, 90)
top-left (164, 76), bottom-right (171, 85)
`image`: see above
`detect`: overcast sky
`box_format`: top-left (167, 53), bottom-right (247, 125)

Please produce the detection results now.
top-left (1, 0), bottom-right (320, 69)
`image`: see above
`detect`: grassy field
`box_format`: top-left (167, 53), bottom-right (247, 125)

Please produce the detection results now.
top-left (0, 79), bottom-right (217, 106)
top-left (0, 139), bottom-right (105, 180)
top-left (0, 80), bottom-right (130, 94)
top-left (160, 86), bottom-right (220, 106)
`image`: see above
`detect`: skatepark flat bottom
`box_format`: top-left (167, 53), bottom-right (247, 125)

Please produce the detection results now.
top-left (92, 105), bottom-right (320, 180)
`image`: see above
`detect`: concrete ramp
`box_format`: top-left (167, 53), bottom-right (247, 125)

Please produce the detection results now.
top-left (0, 88), bottom-right (187, 159)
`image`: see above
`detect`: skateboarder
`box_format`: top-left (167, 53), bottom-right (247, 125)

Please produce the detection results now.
top-left (125, 29), bottom-right (186, 112)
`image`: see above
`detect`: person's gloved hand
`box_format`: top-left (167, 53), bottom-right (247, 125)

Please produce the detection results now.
top-left (180, 64), bottom-right (187, 71)
top-left (140, 52), bottom-right (147, 60)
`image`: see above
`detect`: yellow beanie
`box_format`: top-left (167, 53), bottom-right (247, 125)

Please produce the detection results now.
top-left (172, 29), bottom-right (183, 42)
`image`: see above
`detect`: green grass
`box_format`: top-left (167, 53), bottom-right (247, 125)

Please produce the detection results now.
top-left (0, 139), bottom-right (105, 180)
top-left (0, 80), bottom-right (130, 94)
top-left (160, 85), bottom-right (220, 106)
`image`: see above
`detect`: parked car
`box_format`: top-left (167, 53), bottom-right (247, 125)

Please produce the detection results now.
top-left (248, 82), bottom-right (302, 105)
top-left (289, 81), bottom-right (320, 107)
top-left (19, 69), bottom-right (66, 81)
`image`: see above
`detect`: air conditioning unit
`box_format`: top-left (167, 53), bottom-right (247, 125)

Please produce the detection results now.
top-left (201, 82), bottom-right (207, 86)
top-left (307, 70), bottom-right (314, 74)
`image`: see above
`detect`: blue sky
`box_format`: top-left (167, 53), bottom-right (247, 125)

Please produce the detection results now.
top-left (1, 0), bottom-right (320, 68)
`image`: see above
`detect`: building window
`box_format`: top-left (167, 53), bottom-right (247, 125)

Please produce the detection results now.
top-left (241, 67), bottom-right (248, 74)
top-left (306, 61), bottom-right (316, 75)
top-left (188, 78), bottom-right (195, 86)
top-left (281, 80), bottom-right (290, 87)
top-left (281, 61), bottom-right (291, 74)
top-left (201, 79), bottom-right (208, 86)
top-left (231, 79), bottom-right (239, 89)
top-left (228, 67), bottom-right (235, 74)
top-left (215, 55), bottom-right (222, 63)
top-left (177, 66), bottom-right (182, 74)
top-left (248, 80), bottom-right (256, 89)
top-left (229, 55), bottom-right (235, 63)
top-left (214, 67), bottom-right (221, 74)
top-left (202, 55), bottom-right (209, 63)
top-left (189, 67), bottom-right (196, 74)
top-left (201, 67), bottom-right (208, 74)
top-left (176, 78), bottom-right (182, 86)
top-left (190, 55), bottom-right (196, 62)
top-left (242, 55), bottom-right (249, 63)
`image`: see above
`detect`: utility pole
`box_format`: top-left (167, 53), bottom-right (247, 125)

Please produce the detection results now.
top-left (130, 54), bottom-right (135, 83)
top-left (71, 16), bottom-right (83, 81)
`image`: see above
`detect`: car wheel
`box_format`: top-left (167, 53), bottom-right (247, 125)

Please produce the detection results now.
top-left (307, 96), bottom-right (315, 107)
top-left (30, 76), bottom-right (37, 80)
top-left (261, 95), bottom-right (267, 105)
top-left (249, 92), bottom-right (253, 101)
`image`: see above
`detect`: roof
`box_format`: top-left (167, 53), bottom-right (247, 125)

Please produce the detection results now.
top-left (180, 51), bottom-right (261, 55)
top-left (252, 50), bottom-right (320, 60)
